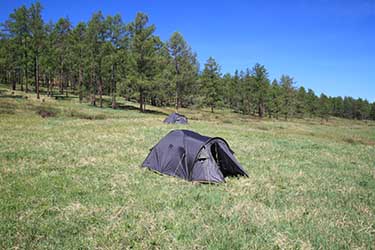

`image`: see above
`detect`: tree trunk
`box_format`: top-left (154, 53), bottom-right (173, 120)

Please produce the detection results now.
top-left (23, 47), bottom-right (27, 92)
top-left (111, 64), bottom-right (116, 109)
top-left (65, 79), bottom-right (69, 97)
top-left (12, 70), bottom-right (17, 91)
top-left (175, 88), bottom-right (179, 111)
top-left (139, 88), bottom-right (144, 112)
top-left (2, 70), bottom-right (4, 85)
top-left (71, 75), bottom-right (76, 91)
top-left (35, 55), bottom-right (40, 99)
top-left (18, 69), bottom-right (21, 91)
top-left (91, 71), bottom-right (98, 106)
top-left (25, 67), bottom-right (28, 93)
top-left (79, 65), bottom-right (83, 103)
top-left (99, 75), bottom-right (103, 108)
top-left (60, 67), bottom-right (63, 94)
top-left (174, 58), bottom-right (180, 111)
top-left (47, 76), bottom-right (51, 97)
top-left (151, 96), bottom-right (157, 106)
top-left (211, 106), bottom-right (214, 113)
top-left (246, 98), bottom-right (252, 115)
top-left (43, 74), bottom-right (47, 89)
top-left (7, 71), bottom-right (11, 89)
top-left (91, 70), bottom-right (96, 106)
top-left (258, 102), bottom-right (265, 118)
top-left (50, 78), bottom-right (54, 97)
top-left (20, 69), bottom-right (24, 91)
top-left (97, 59), bottom-right (103, 108)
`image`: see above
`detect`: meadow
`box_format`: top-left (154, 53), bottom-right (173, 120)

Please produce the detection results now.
top-left (0, 87), bottom-right (374, 249)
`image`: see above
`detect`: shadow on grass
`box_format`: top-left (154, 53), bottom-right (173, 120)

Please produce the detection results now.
top-left (117, 104), bottom-right (168, 116)
top-left (343, 137), bottom-right (375, 146)
top-left (53, 95), bottom-right (78, 100)
top-left (0, 95), bottom-right (25, 99)
top-left (68, 109), bottom-right (106, 120)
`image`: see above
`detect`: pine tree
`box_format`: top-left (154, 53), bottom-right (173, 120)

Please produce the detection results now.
top-left (251, 63), bottom-right (270, 118)
top-left (40, 21), bottom-right (57, 96)
top-left (331, 96), bottom-right (344, 117)
top-left (318, 93), bottom-right (330, 121)
top-left (306, 89), bottom-right (318, 117)
top-left (232, 71), bottom-right (243, 112)
top-left (240, 69), bottom-right (256, 115)
top-left (167, 32), bottom-right (198, 110)
top-left (4, 5), bottom-right (30, 91)
top-left (128, 12), bottom-right (158, 112)
top-left (0, 34), bottom-right (6, 85)
top-left (86, 11), bottom-right (106, 107)
top-left (29, 1), bottom-right (45, 99)
top-left (354, 98), bottom-right (371, 120)
top-left (104, 14), bottom-right (127, 108)
top-left (280, 75), bottom-right (296, 120)
top-left (70, 22), bottom-right (87, 102)
top-left (201, 57), bottom-right (222, 113)
top-left (221, 73), bottom-right (233, 107)
top-left (267, 79), bottom-right (282, 119)
top-left (53, 18), bottom-right (71, 95)
top-left (343, 97), bottom-right (355, 119)
top-left (370, 103), bottom-right (375, 120)
top-left (0, 26), bottom-right (14, 88)
top-left (150, 38), bottom-right (173, 106)
top-left (295, 87), bottom-right (307, 118)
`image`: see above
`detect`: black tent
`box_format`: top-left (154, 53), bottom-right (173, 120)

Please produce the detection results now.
top-left (142, 130), bottom-right (248, 183)
top-left (163, 113), bottom-right (188, 124)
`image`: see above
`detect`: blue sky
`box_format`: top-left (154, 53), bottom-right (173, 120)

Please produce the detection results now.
top-left (2, 0), bottom-right (374, 101)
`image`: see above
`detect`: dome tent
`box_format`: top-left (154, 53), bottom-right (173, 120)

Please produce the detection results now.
top-left (142, 130), bottom-right (248, 183)
top-left (163, 113), bottom-right (188, 124)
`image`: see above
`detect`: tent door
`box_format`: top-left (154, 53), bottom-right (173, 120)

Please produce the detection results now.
top-left (210, 142), bottom-right (242, 177)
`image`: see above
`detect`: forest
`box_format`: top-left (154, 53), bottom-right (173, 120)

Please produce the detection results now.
top-left (1, 1), bottom-right (374, 120)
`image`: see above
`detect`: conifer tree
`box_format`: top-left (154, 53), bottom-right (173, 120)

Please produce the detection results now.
top-left (29, 1), bottom-right (45, 99)
top-left (5, 5), bottom-right (31, 91)
top-left (280, 75), bottom-right (296, 120)
top-left (105, 14), bottom-right (127, 108)
top-left (295, 87), bottom-right (307, 118)
top-left (86, 11), bottom-right (106, 107)
top-left (251, 63), bottom-right (270, 118)
top-left (201, 57), bottom-right (222, 113)
top-left (53, 18), bottom-right (71, 95)
top-left (128, 12), bottom-right (158, 112)
top-left (318, 93), bottom-right (330, 121)
top-left (70, 22), bottom-right (87, 102)
top-left (267, 79), bottom-right (282, 119)
top-left (40, 21), bottom-right (57, 96)
top-left (167, 32), bottom-right (198, 110)
top-left (370, 103), bottom-right (375, 120)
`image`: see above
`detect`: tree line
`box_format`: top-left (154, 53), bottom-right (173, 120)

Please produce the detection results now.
top-left (1, 2), bottom-right (374, 120)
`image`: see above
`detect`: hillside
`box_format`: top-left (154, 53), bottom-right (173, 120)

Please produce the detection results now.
top-left (0, 87), bottom-right (374, 249)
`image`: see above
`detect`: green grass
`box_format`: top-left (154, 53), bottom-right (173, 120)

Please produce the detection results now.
top-left (1, 87), bottom-right (374, 249)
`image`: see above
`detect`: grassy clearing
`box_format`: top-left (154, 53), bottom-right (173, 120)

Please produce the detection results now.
top-left (0, 87), bottom-right (374, 249)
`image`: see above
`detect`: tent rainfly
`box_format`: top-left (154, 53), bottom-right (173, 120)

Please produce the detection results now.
top-left (163, 113), bottom-right (188, 124)
top-left (142, 130), bottom-right (248, 183)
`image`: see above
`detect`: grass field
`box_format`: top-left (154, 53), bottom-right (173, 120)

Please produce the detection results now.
top-left (0, 87), bottom-right (374, 249)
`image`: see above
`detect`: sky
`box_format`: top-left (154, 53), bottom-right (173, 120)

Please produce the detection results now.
top-left (2, 0), bottom-right (375, 101)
